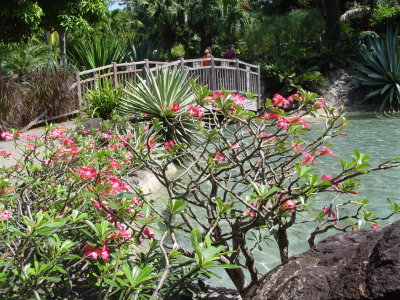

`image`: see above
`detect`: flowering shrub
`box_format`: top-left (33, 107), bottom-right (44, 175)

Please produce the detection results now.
top-left (0, 86), bottom-right (399, 299)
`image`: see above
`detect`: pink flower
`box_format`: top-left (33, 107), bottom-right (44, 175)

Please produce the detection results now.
top-left (272, 94), bottom-right (291, 107)
top-left (1, 131), bottom-right (14, 141)
top-left (230, 143), bottom-right (240, 150)
top-left (172, 104), bottom-right (180, 111)
top-left (277, 116), bottom-right (291, 130)
top-left (109, 177), bottom-right (128, 193)
top-left (263, 112), bottom-right (280, 119)
top-left (291, 144), bottom-right (305, 152)
top-left (322, 206), bottom-right (336, 219)
top-left (313, 99), bottom-right (326, 109)
top-left (0, 151), bottom-right (11, 158)
top-left (83, 244), bottom-right (110, 261)
top-left (0, 211), bottom-right (12, 220)
top-left (26, 135), bottom-right (38, 141)
top-left (186, 105), bottom-right (205, 119)
top-left (321, 174), bottom-right (333, 181)
top-left (370, 224), bottom-right (379, 229)
top-left (319, 146), bottom-right (334, 157)
top-left (280, 200), bottom-right (296, 213)
top-left (109, 158), bottom-right (122, 169)
top-left (249, 202), bottom-right (257, 217)
top-left (77, 166), bottom-right (98, 180)
top-left (109, 228), bottom-right (132, 240)
top-left (27, 144), bottom-right (35, 151)
top-left (102, 132), bottom-right (114, 139)
top-left (143, 227), bottom-right (155, 239)
top-left (93, 201), bottom-right (102, 210)
top-left (232, 93), bottom-right (246, 105)
top-left (49, 127), bottom-right (65, 139)
top-left (163, 140), bottom-right (175, 152)
top-left (260, 132), bottom-right (273, 139)
top-left (211, 91), bottom-right (224, 100)
top-left (288, 93), bottom-right (302, 102)
top-left (300, 152), bottom-right (316, 165)
top-left (213, 151), bottom-right (225, 162)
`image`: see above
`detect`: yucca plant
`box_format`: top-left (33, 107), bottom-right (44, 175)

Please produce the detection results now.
top-left (69, 36), bottom-right (126, 71)
top-left (357, 26), bottom-right (400, 111)
top-left (118, 68), bottom-right (201, 145)
top-left (128, 40), bottom-right (160, 62)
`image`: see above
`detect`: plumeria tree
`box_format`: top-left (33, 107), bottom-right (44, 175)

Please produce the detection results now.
top-left (0, 77), bottom-right (399, 298)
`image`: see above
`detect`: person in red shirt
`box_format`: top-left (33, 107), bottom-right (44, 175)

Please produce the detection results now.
top-left (203, 47), bottom-right (213, 66)
top-left (223, 45), bottom-right (237, 60)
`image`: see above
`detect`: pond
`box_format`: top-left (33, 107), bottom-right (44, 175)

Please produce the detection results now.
top-left (153, 112), bottom-right (400, 288)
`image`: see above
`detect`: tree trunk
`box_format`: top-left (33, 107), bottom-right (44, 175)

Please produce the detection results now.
top-left (59, 31), bottom-right (67, 68)
top-left (322, 0), bottom-right (341, 43)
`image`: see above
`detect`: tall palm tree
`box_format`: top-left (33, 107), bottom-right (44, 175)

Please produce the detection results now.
top-left (188, 0), bottom-right (252, 51)
top-left (128, 0), bottom-right (191, 60)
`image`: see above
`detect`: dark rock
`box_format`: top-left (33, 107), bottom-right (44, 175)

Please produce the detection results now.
top-left (245, 221), bottom-right (400, 300)
top-left (82, 118), bottom-right (103, 131)
top-left (320, 68), bottom-right (379, 111)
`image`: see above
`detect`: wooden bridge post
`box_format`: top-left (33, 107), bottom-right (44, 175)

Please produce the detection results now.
top-left (112, 62), bottom-right (118, 87)
top-left (144, 59), bottom-right (150, 86)
top-left (180, 57), bottom-right (185, 71)
top-left (211, 56), bottom-right (216, 91)
top-left (235, 59), bottom-right (240, 93)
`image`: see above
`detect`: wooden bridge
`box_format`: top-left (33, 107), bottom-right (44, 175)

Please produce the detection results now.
top-left (73, 57), bottom-right (262, 110)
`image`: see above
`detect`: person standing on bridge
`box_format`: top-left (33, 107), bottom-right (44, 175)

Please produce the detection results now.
top-left (223, 45), bottom-right (237, 60)
top-left (203, 47), bottom-right (213, 66)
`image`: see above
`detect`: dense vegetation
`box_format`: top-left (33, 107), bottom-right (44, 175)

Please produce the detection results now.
top-left (1, 1), bottom-right (400, 298)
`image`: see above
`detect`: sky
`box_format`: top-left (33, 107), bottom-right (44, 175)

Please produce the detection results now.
top-left (108, 1), bottom-right (126, 10)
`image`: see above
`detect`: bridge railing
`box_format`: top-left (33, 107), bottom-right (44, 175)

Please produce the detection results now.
top-left (72, 58), bottom-right (261, 110)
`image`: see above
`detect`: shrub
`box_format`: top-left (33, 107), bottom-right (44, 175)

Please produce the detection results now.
top-left (357, 26), bottom-right (400, 111)
top-left (69, 36), bottom-right (127, 71)
top-left (0, 70), bottom-right (78, 130)
top-left (83, 79), bottom-right (124, 119)
top-left (0, 87), bottom-right (399, 299)
top-left (118, 68), bottom-right (200, 145)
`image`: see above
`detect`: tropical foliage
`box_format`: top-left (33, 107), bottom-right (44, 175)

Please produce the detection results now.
top-left (83, 79), bottom-right (124, 119)
top-left (69, 36), bottom-right (126, 70)
top-left (357, 26), bottom-right (400, 111)
top-left (1, 86), bottom-right (399, 298)
top-left (119, 68), bottom-right (200, 145)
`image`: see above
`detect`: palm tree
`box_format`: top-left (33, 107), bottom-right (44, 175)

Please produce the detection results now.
top-left (128, 0), bottom-right (191, 61)
top-left (188, 0), bottom-right (252, 51)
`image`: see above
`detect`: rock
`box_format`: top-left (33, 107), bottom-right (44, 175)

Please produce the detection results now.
top-left (320, 68), bottom-right (379, 111)
top-left (127, 163), bottom-right (179, 194)
top-left (245, 221), bottom-right (400, 300)
top-left (82, 118), bottom-right (103, 131)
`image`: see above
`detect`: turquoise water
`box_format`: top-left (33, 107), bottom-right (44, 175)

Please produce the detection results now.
top-left (154, 113), bottom-right (400, 287)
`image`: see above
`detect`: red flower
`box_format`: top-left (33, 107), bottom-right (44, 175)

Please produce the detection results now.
top-left (84, 244), bottom-right (110, 261)
top-left (109, 228), bottom-right (132, 240)
top-left (321, 174), bottom-right (333, 181)
top-left (271, 94), bottom-right (291, 107)
top-left (0, 131), bottom-right (14, 141)
top-left (0, 151), bottom-right (11, 158)
top-left (0, 211), bottom-right (12, 220)
top-left (163, 140), bottom-right (176, 152)
top-left (143, 227), bottom-right (155, 239)
top-left (370, 224), bottom-right (379, 229)
top-left (319, 146), bottom-right (334, 157)
top-left (213, 151), bottom-right (225, 162)
top-left (172, 104), bottom-right (180, 111)
top-left (300, 152), bottom-right (316, 165)
top-left (77, 166), bottom-right (98, 180)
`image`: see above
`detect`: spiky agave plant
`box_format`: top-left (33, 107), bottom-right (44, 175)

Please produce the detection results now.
top-left (357, 26), bottom-right (400, 111)
top-left (118, 67), bottom-right (202, 146)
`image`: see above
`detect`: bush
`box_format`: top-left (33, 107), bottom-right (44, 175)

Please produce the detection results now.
top-left (357, 26), bottom-right (400, 111)
top-left (371, 4), bottom-right (400, 32)
top-left (83, 79), bottom-right (124, 120)
top-left (0, 86), bottom-right (399, 299)
top-left (0, 70), bottom-right (78, 130)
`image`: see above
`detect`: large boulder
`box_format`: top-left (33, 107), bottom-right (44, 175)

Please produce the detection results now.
top-left (245, 221), bottom-right (400, 300)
